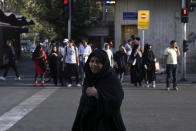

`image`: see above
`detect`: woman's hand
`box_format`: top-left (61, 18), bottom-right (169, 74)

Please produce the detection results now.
top-left (86, 87), bottom-right (99, 99)
top-left (52, 53), bottom-right (58, 57)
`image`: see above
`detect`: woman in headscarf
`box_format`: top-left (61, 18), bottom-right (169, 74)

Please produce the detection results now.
top-left (48, 45), bottom-right (63, 86)
top-left (143, 44), bottom-right (156, 88)
top-left (114, 44), bottom-right (127, 83)
top-left (130, 43), bottom-right (144, 87)
top-left (72, 49), bottom-right (126, 131)
top-left (32, 44), bottom-right (47, 87)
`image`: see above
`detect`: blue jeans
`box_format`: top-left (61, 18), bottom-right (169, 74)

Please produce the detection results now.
top-left (166, 64), bottom-right (177, 88)
top-left (79, 61), bottom-right (85, 82)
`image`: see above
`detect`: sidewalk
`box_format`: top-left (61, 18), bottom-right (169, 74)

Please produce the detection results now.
top-left (123, 73), bottom-right (196, 84)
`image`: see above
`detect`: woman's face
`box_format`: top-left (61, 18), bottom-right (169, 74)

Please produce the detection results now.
top-left (149, 46), bottom-right (152, 51)
top-left (53, 46), bottom-right (57, 52)
top-left (105, 45), bottom-right (110, 50)
top-left (120, 46), bottom-right (124, 51)
top-left (89, 56), bottom-right (103, 74)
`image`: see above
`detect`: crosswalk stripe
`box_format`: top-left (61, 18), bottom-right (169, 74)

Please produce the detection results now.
top-left (0, 88), bottom-right (57, 131)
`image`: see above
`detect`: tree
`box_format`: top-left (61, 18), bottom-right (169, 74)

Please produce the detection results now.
top-left (4, 0), bottom-right (102, 42)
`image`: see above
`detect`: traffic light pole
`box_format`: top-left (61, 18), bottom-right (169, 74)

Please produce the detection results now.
top-left (182, 0), bottom-right (187, 81)
top-left (68, 0), bottom-right (71, 40)
top-left (182, 23), bottom-right (187, 80)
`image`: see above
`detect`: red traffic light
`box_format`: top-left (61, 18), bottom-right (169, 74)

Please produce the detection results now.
top-left (182, 8), bottom-right (188, 15)
top-left (64, 0), bottom-right (68, 4)
top-left (181, 8), bottom-right (189, 23)
top-left (183, 9), bottom-right (187, 15)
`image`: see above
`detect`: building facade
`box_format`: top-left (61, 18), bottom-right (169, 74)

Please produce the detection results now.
top-left (114, 0), bottom-right (196, 73)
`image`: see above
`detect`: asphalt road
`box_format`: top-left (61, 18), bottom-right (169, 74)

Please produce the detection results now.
top-left (0, 85), bottom-right (195, 131)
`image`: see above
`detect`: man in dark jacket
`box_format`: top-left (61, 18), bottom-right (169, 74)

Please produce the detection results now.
top-left (0, 40), bottom-right (20, 80)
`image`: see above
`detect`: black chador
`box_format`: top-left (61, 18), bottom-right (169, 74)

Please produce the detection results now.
top-left (72, 49), bottom-right (126, 131)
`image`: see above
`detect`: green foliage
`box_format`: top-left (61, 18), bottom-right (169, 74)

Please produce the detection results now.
top-left (4, 0), bottom-right (102, 42)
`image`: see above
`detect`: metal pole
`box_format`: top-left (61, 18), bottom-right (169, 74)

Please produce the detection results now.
top-left (68, 0), bottom-right (71, 40)
top-left (103, 1), bottom-right (106, 21)
top-left (182, 0), bottom-right (187, 80)
top-left (142, 30), bottom-right (145, 51)
top-left (182, 23), bottom-right (187, 80)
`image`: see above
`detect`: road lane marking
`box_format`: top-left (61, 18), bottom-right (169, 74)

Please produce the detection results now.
top-left (0, 89), bottom-right (57, 131)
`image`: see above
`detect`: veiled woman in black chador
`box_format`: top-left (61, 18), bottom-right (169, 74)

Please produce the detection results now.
top-left (143, 44), bottom-right (156, 88)
top-left (130, 43), bottom-right (144, 87)
top-left (72, 49), bottom-right (126, 131)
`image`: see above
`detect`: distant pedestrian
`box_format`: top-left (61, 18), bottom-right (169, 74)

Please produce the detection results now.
top-left (32, 44), bottom-right (47, 87)
top-left (72, 49), bottom-right (126, 131)
top-left (124, 39), bottom-right (132, 62)
top-left (60, 39), bottom-right (69, 85)
top-left (0, 40), bottom-right (20, 80)
top-left (163, 40), bottom-right (180, 91)
top-left (64, 40), bottom-right (81, 87)
top-left (104, 43), bottom-right (114, 68)
top-left (48, 45), bottom-right (63, 86)
top-left (114, 45), bottom-right (127, 83)
top-left (143, 44), bottom-right (156, 88)
top-left (124, 39), bottom-right (133, 75)
top-left (78, 40), bottom-right (92, 84)
top-left (108, 40), bottom-right (115, 53)
top-left (130, 43), bottom-right (144, 87)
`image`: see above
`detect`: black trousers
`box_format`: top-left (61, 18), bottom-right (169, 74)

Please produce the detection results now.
top-left (166, 64), bottom-right (177, 88)
top-left (3, 60), bottom-right (19, 78)
top-left (66, 63), bottom-right (79, 84)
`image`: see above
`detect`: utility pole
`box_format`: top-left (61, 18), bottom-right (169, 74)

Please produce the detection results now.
top-left (68, 0), bottom-right (71, 40)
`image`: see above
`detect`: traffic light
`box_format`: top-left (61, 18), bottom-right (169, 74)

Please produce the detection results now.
top-left (183, 40), bottom-right (189, 52)
top-left (181, 8), bottom-right (189, 23)
top-left (64, 0), bottom-right (68, 4)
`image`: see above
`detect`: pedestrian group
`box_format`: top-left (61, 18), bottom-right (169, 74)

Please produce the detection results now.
top-left (0, 37), bottom-right (180, 90)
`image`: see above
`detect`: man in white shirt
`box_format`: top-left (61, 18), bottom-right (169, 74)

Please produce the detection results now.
top-left (78, 40), bottom-right (92, 83)
top-left (163, 40), bottom-right (180, 91)
top-left (104, 43), bottom-right (114, 68)
top-left (64, 40), bottom-right (80, 87)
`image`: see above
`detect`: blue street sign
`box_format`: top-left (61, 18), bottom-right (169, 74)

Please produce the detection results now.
top-left (21, 28), bottom-right (28, 33)
top-left (123, 12), bottom-right (138, 20)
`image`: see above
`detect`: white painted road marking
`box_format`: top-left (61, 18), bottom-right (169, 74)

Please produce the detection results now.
top-left (0, 89), bottom-right (57, 131)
